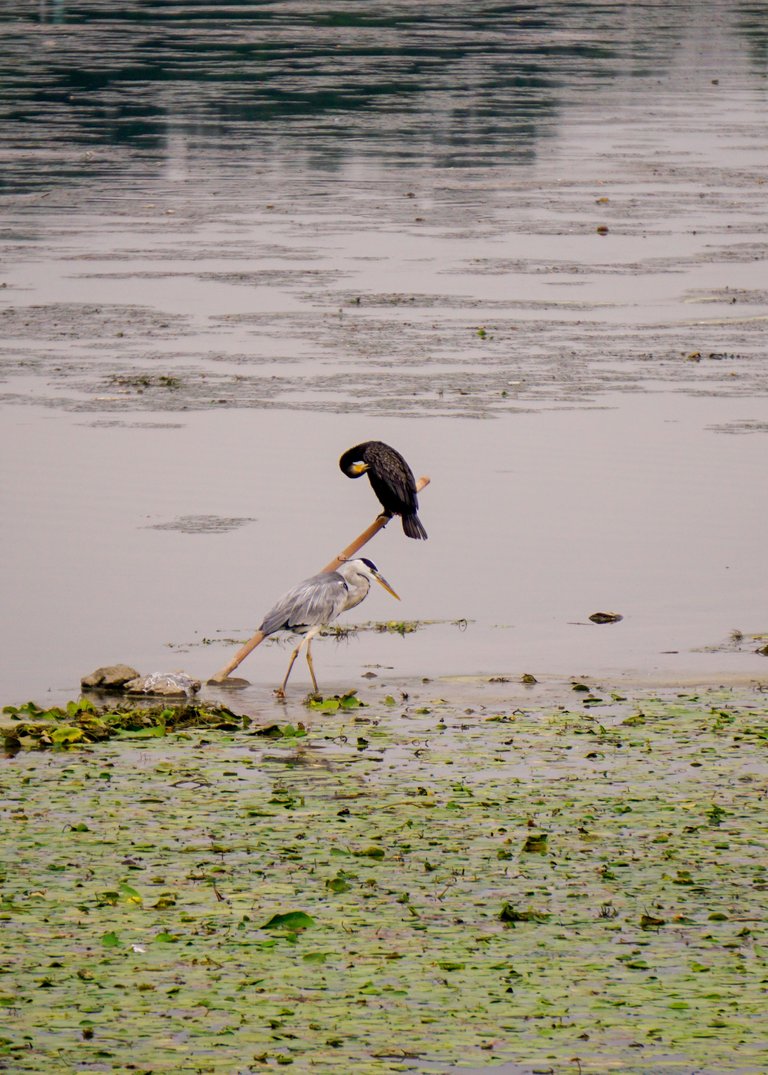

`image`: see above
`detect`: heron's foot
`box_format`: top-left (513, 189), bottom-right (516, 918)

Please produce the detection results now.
top-left (273, 687), bottom-right (287, 701)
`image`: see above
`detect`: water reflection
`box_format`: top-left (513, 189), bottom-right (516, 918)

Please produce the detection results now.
top-left (2, 1), bottom-right (765, 192)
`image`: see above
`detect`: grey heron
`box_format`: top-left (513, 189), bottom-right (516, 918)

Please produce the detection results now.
top-left (259, 557), bottom-right (400, 697)
top-left (339, 441), bottom-right (427, 540)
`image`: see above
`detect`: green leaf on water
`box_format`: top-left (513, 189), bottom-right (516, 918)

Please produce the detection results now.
top-left (706, 803), bottom-right (728, 826)
top-left (116, 725), bottom-right (166, 739)
top-left (254, 723), bottom-right (285, 737)
top-left (640, 914), bottom-right (666, 930)
top-left (100, 931), bottom-right (121, 948)
top-left (253, 720), bottom-right (306, 739)
top-left (353, 846), bottom-right (385, 859)
top-left (326, 874), bottom-right (352, 893)
top-left (261, 911), bottom-right (316, 932)
top-left (308, 698), bottom-right (340, 713)
top-left (302, 951), bottom-right (330, 964)
top-left (155, 930), bottom-right (179, 943)
top-left (522, 833), bottom-right (548, 853)
top-left (2, 701), bottom-right (45, 716)
top-left (118, 882), bottom-right (143, 906)
top-left (51, 725), bottom-right (85, 746)
top-left (66, 698), bottom-right (96, 718)
top-left (499, 903), bottom-right (550, 926)
top-left (307, 691), bottom-right (365, 712)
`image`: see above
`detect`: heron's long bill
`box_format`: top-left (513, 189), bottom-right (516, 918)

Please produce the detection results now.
top-left (372, 569), bottom-right (400, 600)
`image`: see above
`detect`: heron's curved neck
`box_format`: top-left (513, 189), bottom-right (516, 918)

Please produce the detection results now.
top-left (339, 567), bottom-right (371, 611)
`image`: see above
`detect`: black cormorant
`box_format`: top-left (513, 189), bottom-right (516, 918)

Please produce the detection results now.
top-left (339, 441), bottom-right (428, 540)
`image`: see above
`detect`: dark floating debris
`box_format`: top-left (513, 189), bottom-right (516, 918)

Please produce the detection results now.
top-left (589, 612), bottom-right (624, 624)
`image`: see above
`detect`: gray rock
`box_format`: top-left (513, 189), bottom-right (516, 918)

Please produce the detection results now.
top-left (81, 664), bottom-right (141, 690)
top-left (124, 672), bottom-right (201, 697)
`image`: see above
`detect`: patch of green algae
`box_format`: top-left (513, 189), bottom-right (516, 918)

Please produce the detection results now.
top-left (0, 684), bottom-right (766, 1073)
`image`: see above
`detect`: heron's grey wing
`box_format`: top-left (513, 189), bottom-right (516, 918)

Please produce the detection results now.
top-left (259, 571), bottom-right (348, 636)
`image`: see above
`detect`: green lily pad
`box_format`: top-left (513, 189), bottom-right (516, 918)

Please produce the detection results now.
top-left (261, 911), bottom-right (316, 932)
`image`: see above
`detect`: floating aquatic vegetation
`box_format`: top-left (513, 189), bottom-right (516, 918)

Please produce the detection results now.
top-left (307, 691), bottom-right (366, 713)
top-left (696, 628), bottom-right (768, 655)
top-left (0, 684), bottom-right (766, 1072)
top-left (1, 698), bottom-right (244, 752)
top-left (144, 514), bottom-right (256, 534)
top-left (322, 618), bottom-right (443, 640)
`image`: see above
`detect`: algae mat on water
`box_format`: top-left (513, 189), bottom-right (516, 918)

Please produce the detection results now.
top-left (1, 684), bottom-right (767, 1074)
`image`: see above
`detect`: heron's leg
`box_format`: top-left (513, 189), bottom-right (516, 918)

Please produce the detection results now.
top-left (277, 640), bottom-right (304, 697)
top-left (305, 636), bottom-right (319, 693)
top-left (276, 628), bottom-right (321, 698)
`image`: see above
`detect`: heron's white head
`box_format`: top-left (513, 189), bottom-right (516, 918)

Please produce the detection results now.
top-left (340, 558), bottom-right (400, 601)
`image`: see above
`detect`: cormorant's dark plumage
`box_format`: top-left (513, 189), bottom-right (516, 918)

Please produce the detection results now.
top-left (339, 441), bottom-right (427, 540)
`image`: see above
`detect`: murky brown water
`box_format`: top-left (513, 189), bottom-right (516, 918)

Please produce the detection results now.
top-left (2, 2), bottom-right (767, 706)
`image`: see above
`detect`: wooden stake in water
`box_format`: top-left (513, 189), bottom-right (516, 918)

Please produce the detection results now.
top-left (208, 475), bottom-right (431, 684)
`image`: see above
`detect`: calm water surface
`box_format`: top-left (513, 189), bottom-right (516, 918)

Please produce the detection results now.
top-left (1, 2), bottom-right (767, 704)
top-left (3, 1), bottom-right (762, 192)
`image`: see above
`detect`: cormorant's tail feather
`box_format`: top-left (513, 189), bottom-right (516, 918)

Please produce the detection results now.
top-left (402, 513), bottom-right (428, 540)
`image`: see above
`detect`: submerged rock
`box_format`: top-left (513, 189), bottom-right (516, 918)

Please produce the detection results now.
top-left (123, 672), bottom-right (201, 697)
top-left (81, 664), bottom-right (141, 690)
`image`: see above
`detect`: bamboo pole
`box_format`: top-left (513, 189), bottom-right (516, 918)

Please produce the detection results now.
top-left (208, 476), bottom-right (431, 683)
